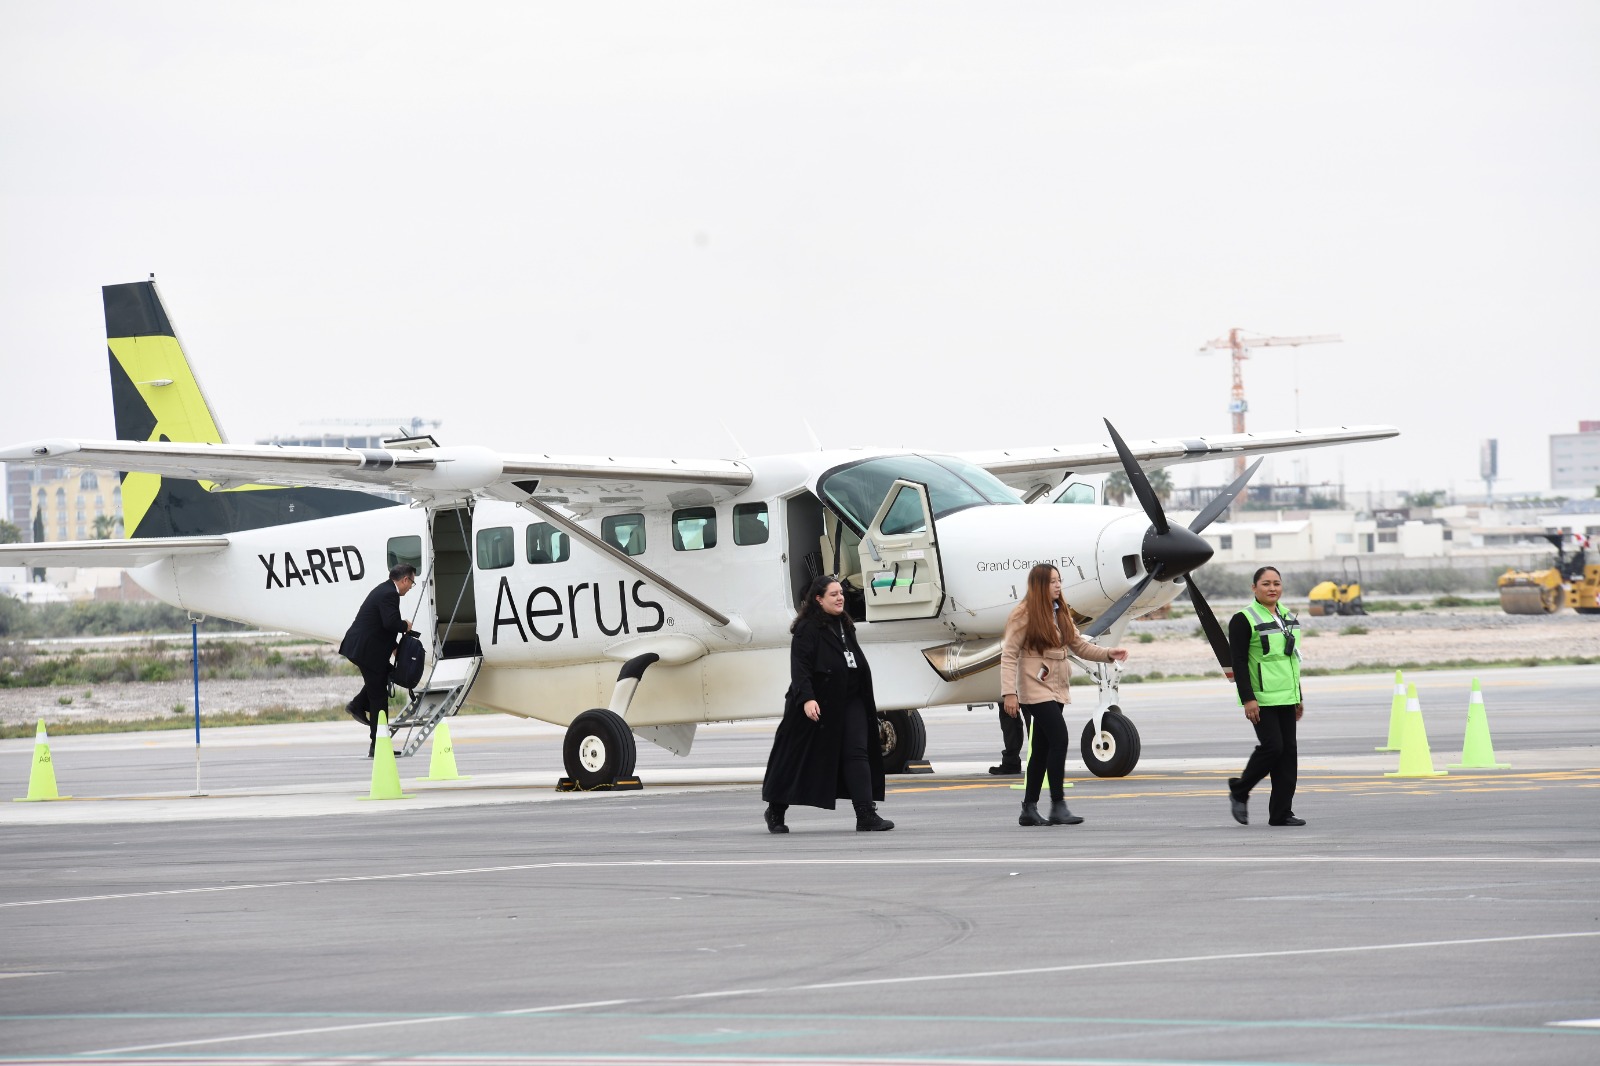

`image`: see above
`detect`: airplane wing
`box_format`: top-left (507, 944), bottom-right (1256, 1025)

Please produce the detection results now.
top-left (963, 425), bottom-right (1399, 493)
top-left (0, 535), bottom-right (230, 568)
top-left (0, 439), bottom-right (754, 511)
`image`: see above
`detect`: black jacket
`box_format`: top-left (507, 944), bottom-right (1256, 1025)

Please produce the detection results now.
top-left (761, 615), bottom-right (885, 808)
top-left (339, 580), bottom-right (409, 672)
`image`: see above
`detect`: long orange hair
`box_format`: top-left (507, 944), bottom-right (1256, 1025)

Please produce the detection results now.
top-left (1020, 563), bottom-right (1071, 653)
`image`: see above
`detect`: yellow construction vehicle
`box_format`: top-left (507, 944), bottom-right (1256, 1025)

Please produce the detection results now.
top-left (1498, 533), bottom-right (1593, 615)
top-left (1565, 557), bottom-right (1600, 615)
top-left (1308, 557), bottom-right (1366, 616)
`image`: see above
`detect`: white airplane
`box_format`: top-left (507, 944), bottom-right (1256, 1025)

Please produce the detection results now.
top-left (1, 280), bottom-right (1397, 787)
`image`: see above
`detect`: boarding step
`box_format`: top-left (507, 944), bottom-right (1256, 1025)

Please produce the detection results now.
top-left (389, 655), bottom-right (482, 758)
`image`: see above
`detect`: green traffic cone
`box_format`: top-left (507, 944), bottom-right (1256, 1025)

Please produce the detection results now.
top-left (1450, 679), bottom-right (1510, 769)
top-left (14, 719), bottom-right (69, 802)
top-left (362, 713), bottom-right (413, 800)
top-left (424, 720), bottom-right (471, 781)
top-left (1386, 684), bottom-right (1447, 778)
top-left (1376, 669), bottom-right (1405, 752)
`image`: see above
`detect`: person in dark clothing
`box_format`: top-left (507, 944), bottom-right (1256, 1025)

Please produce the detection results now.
top-left (1227, 565), bottom-right (1306, 826)
top-left (339, 564), bottom-right (418, 758)
top-left (761, 575), bottom-right (893, 833)
top-left (989, 702), bottom-right (1026, 775)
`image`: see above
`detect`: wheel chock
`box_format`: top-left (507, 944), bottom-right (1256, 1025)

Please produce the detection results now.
top-left (899, 760), bottom-right (934, 774)
top-left (556, 776), bottom-right (644, 793)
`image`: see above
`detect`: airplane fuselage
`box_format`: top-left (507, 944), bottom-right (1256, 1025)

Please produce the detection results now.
top-left (131, 450), bottom-right (1162, 731)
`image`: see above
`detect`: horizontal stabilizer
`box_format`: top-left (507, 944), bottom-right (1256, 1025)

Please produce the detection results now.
top-left (0, 535), bottom-right (229, 568)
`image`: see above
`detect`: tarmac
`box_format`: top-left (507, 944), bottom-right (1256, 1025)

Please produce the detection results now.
top-left (1, 663), bottom-right (1596, 1065)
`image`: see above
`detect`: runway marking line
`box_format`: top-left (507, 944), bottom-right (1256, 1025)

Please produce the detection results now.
top-left (76, 929), bottom-right (1600, 1056)
top-left (6, 855), bottom-right (1599, 910)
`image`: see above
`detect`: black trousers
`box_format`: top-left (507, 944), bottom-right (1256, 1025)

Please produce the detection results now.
top-left (351, 661), bottom-right (390, 756)
top-left (837, 696), bottom-right (873, 806)
top-left (1238, 704), bottom-right (1298, 821)
top-left (1021, 700), bottom-right (1069, 803)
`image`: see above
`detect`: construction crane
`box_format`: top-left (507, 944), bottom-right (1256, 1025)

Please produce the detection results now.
top-left (1198, 329), bottom-right (1342, 479)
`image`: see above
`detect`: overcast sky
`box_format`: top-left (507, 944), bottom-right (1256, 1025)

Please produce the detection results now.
top-left (2, 1), bottom-right (1597, 500)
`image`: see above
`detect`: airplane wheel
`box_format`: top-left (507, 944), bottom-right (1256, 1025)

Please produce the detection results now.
top-left (878, 709), bottom-right (927, 774)
top-left (562, 708), bottom-right (637, 789)
top-left (1080, 709), bottom-right (1141, 778)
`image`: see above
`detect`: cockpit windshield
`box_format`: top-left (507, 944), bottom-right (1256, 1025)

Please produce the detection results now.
top-left (818, 454), bottom-right (1021, 534)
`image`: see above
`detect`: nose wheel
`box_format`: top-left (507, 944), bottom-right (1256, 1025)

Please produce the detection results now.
top-left (1080, 708), bottom-right (1140, 777)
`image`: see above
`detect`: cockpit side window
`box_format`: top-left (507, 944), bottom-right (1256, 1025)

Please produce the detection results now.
top-left (818, 454), bottom-right (1020, 534)
top-left (1055, 482), bottom-right (1096, 505)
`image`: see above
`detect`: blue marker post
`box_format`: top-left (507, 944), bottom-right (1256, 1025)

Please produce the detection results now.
top-left (189, 615), bottom-right (207, 797)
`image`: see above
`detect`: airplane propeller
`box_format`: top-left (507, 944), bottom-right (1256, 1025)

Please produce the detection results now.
top-left (1083, 419), bottom-right (1262, 678)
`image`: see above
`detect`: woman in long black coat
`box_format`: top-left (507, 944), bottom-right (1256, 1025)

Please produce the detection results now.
top-left (761, 575), bottom-right (893, 833)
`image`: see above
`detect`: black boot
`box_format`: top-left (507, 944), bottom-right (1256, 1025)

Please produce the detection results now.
top-left (1018, 801), bottom-right (1047, 826)
top-left (854, 801), bottom-right (894, 832)
top-left (988, 760), bottom-right (1022, 776)
top-left (763, 803), bottom-right (790, 834)
top-left (1047, 798), bottom-right (1083, 825)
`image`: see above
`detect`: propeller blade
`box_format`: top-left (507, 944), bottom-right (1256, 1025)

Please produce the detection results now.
top-left (1189, 458), bottom-right (1263, 534)
top-left (1184, 575), bottom-right (1233, 677)
top-left (1082, 573), bottom-right (1152, 638)
top-left (1103, 419), bottom-right (1168, 535)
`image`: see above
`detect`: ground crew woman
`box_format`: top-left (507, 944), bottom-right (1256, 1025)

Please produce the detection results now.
top-left (761, 575), bottom-right (894, 833)
top-left (1227, 565), bottom-right (1306, 826)
top-left (1000, 563), bottom-right (1129, 827)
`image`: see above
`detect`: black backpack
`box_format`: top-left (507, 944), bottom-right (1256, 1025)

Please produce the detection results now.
top-left (390, 632), bottom-right (426, 690)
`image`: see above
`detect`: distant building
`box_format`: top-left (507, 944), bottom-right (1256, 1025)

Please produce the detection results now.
top-left (1550, 421), bottom-right (1600, 491)
top-left (11, 467), bottom-right (125, 542)
top-left (4, 462), bottom-right (70, 541)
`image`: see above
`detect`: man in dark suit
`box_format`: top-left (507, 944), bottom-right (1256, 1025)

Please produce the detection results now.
top-left (340, 564), bottom-right (418, 757)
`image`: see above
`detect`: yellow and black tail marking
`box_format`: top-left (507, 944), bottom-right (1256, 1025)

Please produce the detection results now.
top-left (106, 280), bottom-right (397, 539)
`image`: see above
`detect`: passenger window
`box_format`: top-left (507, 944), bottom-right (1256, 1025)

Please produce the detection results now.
top-left (387, 535), bottom-right (422, 573)
top-left (603, 513), bottom-right (647, 556)
top-left (1055, 482), bottom-right (1095, 505)
top-left (672, 507), bottom-right (718, 551)
top-left (526, 522), bottom-right (570, 564)
top-left (733, 502), bottom-right (769, 545)
top-left (879, 486), bottom-right (927, 536)
top-left (475, 526), bottom-right (515, 569)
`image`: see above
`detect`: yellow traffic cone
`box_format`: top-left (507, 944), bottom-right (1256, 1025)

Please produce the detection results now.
top-left (14, 719), bottom-right (69, 802)
top-left (1376, 669), bottom-right (1406, 752)
top-left (1386, 683), bottom-right (1447, 778)
top-left (1450, 678), bottom-right (1510, 769)
top-left (1010, 714), bottom-right (1071, 791)
top-left (424, 720), bottom-right (470, 781)
top-left (362, 713), bottom-right (413, 800)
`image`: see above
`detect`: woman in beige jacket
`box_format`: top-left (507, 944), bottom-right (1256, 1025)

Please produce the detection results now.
top-left (1001, 563), bottom-right (1129, 826)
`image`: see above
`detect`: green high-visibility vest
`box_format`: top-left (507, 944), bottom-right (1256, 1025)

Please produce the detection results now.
top-left (1240, 600), bottom-right (1302, 707)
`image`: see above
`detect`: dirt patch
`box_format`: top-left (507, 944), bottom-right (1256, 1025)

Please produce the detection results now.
top-left (3, 610), bottom-right (1595, 727)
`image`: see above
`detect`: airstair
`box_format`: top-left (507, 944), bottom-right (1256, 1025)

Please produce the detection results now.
top-left (388, 654), bottom-right (482, 757)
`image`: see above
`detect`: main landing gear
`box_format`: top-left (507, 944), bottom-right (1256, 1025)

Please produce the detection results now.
top-left (878, 709), bottom-right (931, 774)
top-left (557, 708), bottom-right (642, 791)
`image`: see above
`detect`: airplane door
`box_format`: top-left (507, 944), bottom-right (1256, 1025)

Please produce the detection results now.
top-left (856, 479), bottom-right (945, 621)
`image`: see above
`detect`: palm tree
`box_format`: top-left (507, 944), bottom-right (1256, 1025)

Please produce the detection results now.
top-left (1104, 469), bottom-right (1172, 508)
top-left (92, 515), bottom-right (118, 540)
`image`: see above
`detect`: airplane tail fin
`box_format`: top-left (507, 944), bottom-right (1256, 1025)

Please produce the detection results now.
top-left (105, 278), bottom-right (398, 538)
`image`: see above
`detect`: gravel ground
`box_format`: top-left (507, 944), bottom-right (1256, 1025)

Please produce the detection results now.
top-left (3, 607), bottom-right (1596, 728)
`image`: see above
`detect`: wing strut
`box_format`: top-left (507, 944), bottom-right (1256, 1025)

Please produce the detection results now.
top-left (511, 495), bottom-right (752, 645)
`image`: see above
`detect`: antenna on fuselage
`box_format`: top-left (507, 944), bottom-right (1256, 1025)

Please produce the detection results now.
top-left (719, 421), bottom-right (748, 459)
top-left (802, 419), bottom-right (824, 451)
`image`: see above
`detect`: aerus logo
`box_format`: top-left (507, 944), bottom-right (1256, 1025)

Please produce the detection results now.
top-left (491, 576), bottom-right (665, 644)
top-left (260, 547), bottom-right (366, 589)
